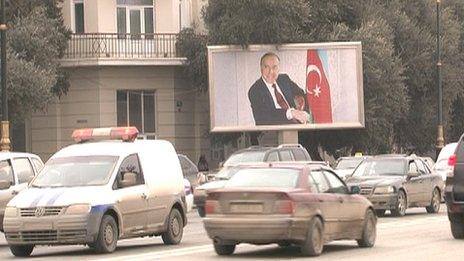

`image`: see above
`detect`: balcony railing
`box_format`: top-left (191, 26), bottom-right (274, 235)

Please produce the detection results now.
top-left (64, 33), bottom-right (180, 59)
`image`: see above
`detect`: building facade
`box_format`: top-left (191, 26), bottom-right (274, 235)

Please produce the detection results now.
top-left (25, 0), bottom-right (210, 165)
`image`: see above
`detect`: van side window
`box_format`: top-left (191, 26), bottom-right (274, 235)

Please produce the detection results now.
top-left (114, 154), bottom-right (145, 189)
top-left (0, 160), bottom-right (14, 186)
top-left (292, 149), bottom-right (307, 161)
top-left (266, 151), bottom-right (279, 162)
top-left (279, 150), bottom-right (294, 161)
top-left (12, 158), bottom-right (34, 184)
top-left (31, 158), bottom-right (44, 173)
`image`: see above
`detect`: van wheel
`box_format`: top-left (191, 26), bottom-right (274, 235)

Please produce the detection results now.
top-left (450, 221), bottom-right (464, 239)
top-left (198, 206), bottom-right (205, 217)
top-left (94, 215), bottom-right (118, 253)
top-left (9, 245), bottom-right (34, 257)
top-left (375, 209), bottom-right (386, 217)
top-left (300, 217), bottom-right (324, 256)
top-left (391, 190), bottom-right (407, 217)
top-left (162, 208), bottom-right (183, 245)
top-left (426, 188), bottom-right (441, 213)
top-left (213, 242), bottom-right (235, 255)
top-left (357, 209), bottom-right (377, 247)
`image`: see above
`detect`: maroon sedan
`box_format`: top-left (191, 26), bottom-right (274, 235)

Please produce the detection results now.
top-left (203, 163), bottom-right (376, 256)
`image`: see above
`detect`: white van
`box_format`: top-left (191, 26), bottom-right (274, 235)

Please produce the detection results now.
top-left (3, 127), bottom-right (187, 257)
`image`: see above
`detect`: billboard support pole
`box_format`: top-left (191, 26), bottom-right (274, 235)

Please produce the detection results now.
top-left (278, 130), bottom-right (298, 145)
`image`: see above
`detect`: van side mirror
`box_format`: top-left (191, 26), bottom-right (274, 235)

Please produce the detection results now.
top-left (350, 185), bottom-right (361, 194)
top-left (120, 172), bottom-right (137, 188)
top-left (0, 180), bottom-right (11, 190)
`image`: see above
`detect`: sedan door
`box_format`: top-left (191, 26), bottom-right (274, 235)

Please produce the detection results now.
top-left (415, 159), bottom-right (434, 203)
top-left (404, 160), bottom-right (423, 204)
top-left (323, 170), bottom-right (364, 238)
top-left (309, 171), bottom-right (342, 238)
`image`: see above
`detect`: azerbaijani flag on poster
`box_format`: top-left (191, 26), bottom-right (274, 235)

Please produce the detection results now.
top-left (306, 50), bottom-right (333, 123)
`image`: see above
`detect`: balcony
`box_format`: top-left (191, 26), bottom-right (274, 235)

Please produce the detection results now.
top-left (62, 33), bottom-right (186, 67)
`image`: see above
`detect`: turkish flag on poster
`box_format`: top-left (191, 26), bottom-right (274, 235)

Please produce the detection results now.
top-left (306, 50), bottom-right (333, 123)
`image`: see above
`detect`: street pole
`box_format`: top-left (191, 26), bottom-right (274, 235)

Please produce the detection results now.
top-left (435, 0), bottom-right (444, 159)
top-left (0, 0), bottom-right (10, 151)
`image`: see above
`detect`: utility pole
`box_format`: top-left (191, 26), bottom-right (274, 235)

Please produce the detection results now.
top-left (0, 0), bottom-right (10, 151)
top-left (435, 0), bottom-right (444, 159)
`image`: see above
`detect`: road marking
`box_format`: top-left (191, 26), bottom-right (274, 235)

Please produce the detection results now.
top-left (93, 244), bottom-right (212, 261)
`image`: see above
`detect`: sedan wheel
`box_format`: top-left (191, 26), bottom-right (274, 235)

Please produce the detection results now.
top-left (301, 217), bottom-right (323, 256)
top-left (425, 188), bottom-right (441, 214)
top-left (357, 209), bottom-right (377, 247)
top-left (391, 190), bottom-right (407, 217)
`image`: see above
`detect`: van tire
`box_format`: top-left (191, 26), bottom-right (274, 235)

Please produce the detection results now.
top-left (9, 245), bottom-right (34, 257)
top-left (450, 220), bottom-right (464, 239)
top-left (214, 243), bottom-right (236, 255)
top-left (162, 208), bottom-right (183, 245)
top-left (198, 206), bottom-right (205, 217)
top-left (94, 215), bottom-right (118, 253)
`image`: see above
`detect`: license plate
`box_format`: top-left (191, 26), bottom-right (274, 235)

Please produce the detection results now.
top-left (230, 203), bottom-right (263, 213)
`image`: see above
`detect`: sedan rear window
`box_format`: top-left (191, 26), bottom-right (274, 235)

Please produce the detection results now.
top-left (225, 168), bottom-right (300, 188)
top-left (224, 151), bottom-right (266, 166)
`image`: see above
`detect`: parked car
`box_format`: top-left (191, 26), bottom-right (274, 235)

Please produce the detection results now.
top-left (444, 136), bottom-right (464, 239)
top-left (3, 127), bottom-right (187, 257)
top-left (202, 163), bottom-right (376, 256)
top-left (334, 156), bottom-right (370, 180)
top-left (194, 161), bottom-right (329, 217)
top-left (0, 152), bottom-right (44, 232)
top-left (178, 154), bottom-right (200, 188)
top-left (433, 142), bottom-right (458, 182)
top-left (346, 155), bottom-right (444, 217)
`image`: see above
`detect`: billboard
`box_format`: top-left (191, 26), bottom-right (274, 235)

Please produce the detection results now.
top-left (208, 42), bottom-right (364, 132)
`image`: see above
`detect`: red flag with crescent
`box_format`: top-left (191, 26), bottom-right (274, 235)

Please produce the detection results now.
top-left (306, 50), bottom-right (333, 123)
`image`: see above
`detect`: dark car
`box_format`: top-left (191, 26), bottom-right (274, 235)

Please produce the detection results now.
top-left (194, 161), bottom-right (329, 217)
top-left (445, 134), bottom-right (464, 239)
top-left (203, 163), bottom-right (376, 257)
top-left (346, 155), bottom-right (444, 217)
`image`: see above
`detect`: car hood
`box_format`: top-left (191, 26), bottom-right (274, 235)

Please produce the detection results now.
top-left (196, 180), bottom-right (228, 191)
top-left (8, 186), bottom-right (113, 208)
top-left (346, 175), bottom-right (404, 187)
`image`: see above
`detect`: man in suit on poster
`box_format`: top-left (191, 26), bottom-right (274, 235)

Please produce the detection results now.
top-left (248, 52), bottom-right (313, 125)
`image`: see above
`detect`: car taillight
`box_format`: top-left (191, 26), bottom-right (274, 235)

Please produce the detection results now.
top-left (205, 200), bottom-right (220, 214)
top-left (274, 200), bottom-right (294, 214)
top-left (449, 154), bottom-right (457, 167)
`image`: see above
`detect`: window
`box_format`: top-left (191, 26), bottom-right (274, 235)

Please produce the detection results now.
top-left (310, 171), bottom-right (330, 193)
top-left (266, 151), bottom-right (279, 162)
top-left (0, 160), bottom-right (14, 186)
top-left (279, 150), bottom-right (294, 161)
top-left (292, 149), bottom-right (308, 161)
top-left (226, 168), bottom-right (300, 188)
top-left (116, 0), bottom-right (154, 38)
top-left (31, 158), bottom-right (44, 173)
top-left (416, 160), bottom-right (428, 174)
top-left (324, 171), bottom-right (348, 194)
top-left (408, 161), bottom-right (418, 173)
top-left (117, 90), bottom-right (155, 135)
top-left (73, 0), bottom-right (84, 34)
top-left (12, 158), bottom-right (34, 184)
top-left (114, 154), bottom-right (145, 189)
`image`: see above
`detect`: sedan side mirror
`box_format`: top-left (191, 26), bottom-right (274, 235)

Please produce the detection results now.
top-left (0, 180), bottom-right (11, 190)
top-left (350, 185), bottom-right (361, 194)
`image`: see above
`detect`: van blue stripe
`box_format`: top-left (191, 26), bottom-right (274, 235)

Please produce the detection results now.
top-left (46, 189), bottom-right (66, 205)
top-left (30, 190), bottom-right (48, 207)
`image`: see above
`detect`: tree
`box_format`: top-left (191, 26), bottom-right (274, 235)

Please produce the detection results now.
top-left (3, 1), bottom-right (70, 121)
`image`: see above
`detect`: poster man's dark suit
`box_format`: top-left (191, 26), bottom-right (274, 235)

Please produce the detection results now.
top-left (248, 74), bottom-right (307, 125)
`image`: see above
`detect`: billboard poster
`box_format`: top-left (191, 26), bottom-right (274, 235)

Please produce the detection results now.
top-left (207, 42), bottom-right (364, 132)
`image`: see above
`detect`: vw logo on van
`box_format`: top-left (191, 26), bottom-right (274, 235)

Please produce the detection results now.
top-left (35, 207), bottom-right (46, 217)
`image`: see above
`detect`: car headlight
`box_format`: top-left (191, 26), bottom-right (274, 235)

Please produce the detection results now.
top-left (374, 186), bottom-right (395, 194)
top-left (65, 204), bottom-right (91, 215)
top-left (4, 207), bottom-right (18, 217)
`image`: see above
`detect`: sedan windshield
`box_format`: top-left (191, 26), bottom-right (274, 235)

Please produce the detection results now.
top-left (336, 158), bottom-right (363, 169)
top-left (352, 159), bottom-right (405, 177)
top-left (226, 168), bottom-right (300, 188)
top-left (32, 156), bottom-right (118, 187)
top-left (224, 151), bottom-right (266, 167)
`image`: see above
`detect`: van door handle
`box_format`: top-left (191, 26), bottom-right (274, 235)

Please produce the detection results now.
top-left (12, 190), bottom-right (18, 195)
top-left (141, 193), bottom-right (148, 199)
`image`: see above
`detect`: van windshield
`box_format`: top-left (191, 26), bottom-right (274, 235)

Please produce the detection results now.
top-left (31, 156), bottom-right (118, 187)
